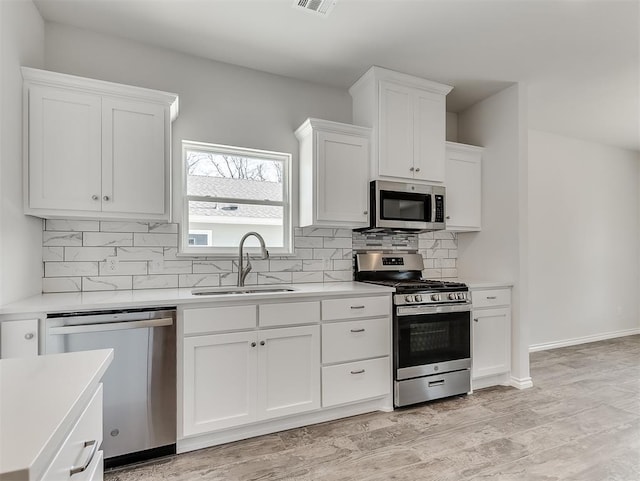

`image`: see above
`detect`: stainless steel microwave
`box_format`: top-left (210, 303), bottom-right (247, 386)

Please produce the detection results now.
top-left (364, 180), bottom-right (446, 232)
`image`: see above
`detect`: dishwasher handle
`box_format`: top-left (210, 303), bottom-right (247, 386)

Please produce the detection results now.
top-left (48, 317), bottom-right (173, 335)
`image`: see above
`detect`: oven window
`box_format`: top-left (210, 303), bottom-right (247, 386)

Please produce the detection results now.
top-left (396, 311), bottom-right (470, 369)
top-left (380, 190), bottom-right (430, 222)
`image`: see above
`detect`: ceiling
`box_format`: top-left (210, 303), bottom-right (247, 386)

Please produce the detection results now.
top-left (34, 0), bottom-right (640, 152)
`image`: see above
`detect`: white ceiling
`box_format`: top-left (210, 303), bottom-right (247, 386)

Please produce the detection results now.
top-left (34, 0), bottom-right (640, 151)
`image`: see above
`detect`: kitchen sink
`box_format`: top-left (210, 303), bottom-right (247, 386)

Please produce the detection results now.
top-left (191, 286), bottom-right (296, 296)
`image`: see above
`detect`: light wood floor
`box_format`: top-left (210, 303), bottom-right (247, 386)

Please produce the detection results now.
top-left (106, 335), bottom-right (640, 481)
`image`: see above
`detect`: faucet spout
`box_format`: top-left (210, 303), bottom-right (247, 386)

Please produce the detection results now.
top-left (237, 232), bottom-right (269, 287)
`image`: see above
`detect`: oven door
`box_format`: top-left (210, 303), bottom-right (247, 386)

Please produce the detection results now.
top-left (394, 303), bottom-right (471, 381)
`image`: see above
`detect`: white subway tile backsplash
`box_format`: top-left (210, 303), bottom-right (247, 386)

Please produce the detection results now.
top-left (83, 276), bottom-right (133, 291)
top-left (116, 247), bottom-right (164, 260)
top-left (43, 247), bottom-right (64, 262)
top-left (65, 247), bottom-right (116, 262)
top-left (83, 232), bottom-right (133, 247)
top-left (46, 220), bottom-right (99, 232)
top-left (43, 277), bottom-right (81, 293)
top-left (45, 262), bottom-right (99, 277)
top-left (43, 232), bottom-right (82, 246)
top-left (133, 233), bottom-right (178, 247)
top-left (98, 261), bottom-right (147, 276)
top-left (41, 219), bottom-right (457, 291)
top-left (133, 275), bottom-right (179, 289)
top-left (100, 221), bottom-right (148, 233)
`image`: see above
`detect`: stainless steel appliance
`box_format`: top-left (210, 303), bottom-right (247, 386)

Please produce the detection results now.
top-left (355, 252), bottom-right (471, 407)
top-left (45, 307), bottom-right (176, 468)
top-left (362, 180), bottom-right (446, 232)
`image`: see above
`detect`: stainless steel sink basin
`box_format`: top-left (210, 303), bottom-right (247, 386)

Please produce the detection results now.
top-left (191, 286), bottom-right (296, 296)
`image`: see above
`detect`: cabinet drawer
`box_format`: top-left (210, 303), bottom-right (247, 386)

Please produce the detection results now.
top-left (321, 296), bottom-right (389, 321)
top-left (41, 384), bottom-right (103, 481)
top-left (183, 305), bottom-right (257, 335)
top-left (472, 289), bottom-right (511, 308)
top-left (322, 318), bottom-right (390, 363)
top-left (322, 357), bottom-right (390, 407)
top-left (259, 301), bottom-right (320, 327)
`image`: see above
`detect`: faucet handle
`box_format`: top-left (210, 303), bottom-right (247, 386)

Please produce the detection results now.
top-left (263, 249), bottom-right (270, 260)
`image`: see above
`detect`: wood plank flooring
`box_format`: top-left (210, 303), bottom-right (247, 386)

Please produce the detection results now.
top-left (106, 335), bottom-right (640, 481)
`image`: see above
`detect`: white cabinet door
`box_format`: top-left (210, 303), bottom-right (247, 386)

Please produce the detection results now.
top-left (27, 85), bottom-right (102, 212)
top-left (378, 80), bottom-right (414, 179)
top-left (0, 319), bottom-right (39, 358)
top-left (445, 142), bottom-right (482, 232)
top-left (258, 325), bottom-right (320, 420)
top-left (472, 307), bottom-right (511, 379)
top-left (414, 90), bottom-right (446, 183)
top-left (101, 98), bottom-right (166, 216)
top-left (183, 331), bottom-right (258, 435)
top-left (316, 130), bottom-right (369, 225)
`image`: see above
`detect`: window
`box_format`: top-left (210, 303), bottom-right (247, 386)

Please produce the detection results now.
top-left (180, 141), bottom-right (292, 256)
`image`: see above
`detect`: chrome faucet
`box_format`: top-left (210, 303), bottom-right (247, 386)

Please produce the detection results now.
top-left (237, 231), bottom-right (269, 287)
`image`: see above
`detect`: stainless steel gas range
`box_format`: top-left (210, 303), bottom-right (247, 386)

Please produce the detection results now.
top-left (355, 252), bottom-right (472, 407)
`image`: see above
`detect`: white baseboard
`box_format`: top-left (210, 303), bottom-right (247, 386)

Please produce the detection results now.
top-left (529, 328), bottom-right (640, 353)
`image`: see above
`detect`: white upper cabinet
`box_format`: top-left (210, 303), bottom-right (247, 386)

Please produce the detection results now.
top-left (350, 66), bottom-right (452, 184)
top-left (22, 67), bottom-right (178, 221)
top-left (445, 141), bottom-right (483, 232)
top-left (296, 118), bottom-right (371, 228)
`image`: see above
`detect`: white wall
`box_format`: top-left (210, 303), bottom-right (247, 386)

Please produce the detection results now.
top-left (42, 22), bottom-right (353, 227)
top-left (528, 130), bottom-right (640, 349)
top-left (0, 0), bottom-right (45, 305)
top-left (456, 83), bottom-right (531, 388)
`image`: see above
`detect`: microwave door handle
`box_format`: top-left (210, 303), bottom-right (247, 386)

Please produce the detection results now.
top-left (431, 194), bottom-right (436, 224)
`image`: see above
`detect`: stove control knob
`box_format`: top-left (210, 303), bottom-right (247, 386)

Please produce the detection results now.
top-left (458, 292), bottom-right (466, 300)
top-left (405, 295), bottom-right (414, 303)
top-left (430, 294), bottom-right (440, 301)
top-left (449, 293), bottom-right (457, 300)
top-left (414, 295), bottom-right (422, 302)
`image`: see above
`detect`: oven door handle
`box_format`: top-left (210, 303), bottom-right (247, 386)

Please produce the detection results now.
top-left (396, 302), bottom-right (471, 316)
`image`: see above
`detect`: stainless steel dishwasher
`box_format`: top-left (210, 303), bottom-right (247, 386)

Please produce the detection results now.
top-left (45, 307), bottom-right (176, 468)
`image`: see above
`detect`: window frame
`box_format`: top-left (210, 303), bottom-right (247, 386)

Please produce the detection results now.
top-left (179, 140), bottom-right (293, 257)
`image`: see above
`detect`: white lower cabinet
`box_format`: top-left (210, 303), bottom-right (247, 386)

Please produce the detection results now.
top-left (182, 322), bottom-right (320, 437)
top-left (179, 294), bottom-right (392, 450)
top-left (471, 287), bottom-right (512, 387)
top-left (0, 318), bottom-right (39, 358)
top-left (41, 384), bottom-right (104, 481)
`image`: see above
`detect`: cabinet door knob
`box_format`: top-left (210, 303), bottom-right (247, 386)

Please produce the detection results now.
top-left (103, 195), bottom-right (110, 201)
top-left (409, 167), bottom-right (415, 172)
top-left (24, 332), bottom-right (35, 340)
top-left (250, 342), bottom-right (256, 347)
top-left (446, 216), bottom-right (450, 219)
top-left (260, 340), bottom-right (265, 346)
top-left (415, 167), bottom-right (421, 172)
top-left (363, 211), bottom-right (368, 215)
top-left (473, 318), bottom-right (478, 322)
top-left (91, 195), bottom-right (99, 201)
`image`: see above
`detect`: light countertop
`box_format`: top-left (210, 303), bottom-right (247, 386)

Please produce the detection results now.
top-left (0, 282), bottom-right (395, 317)
top-left (0, 349), bottom-right (113, 481)
top-left (457, 279), bottom-right (513, 289)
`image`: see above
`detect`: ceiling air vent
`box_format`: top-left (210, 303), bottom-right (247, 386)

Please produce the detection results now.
top-left (293, 0), bottom-right (337, 17)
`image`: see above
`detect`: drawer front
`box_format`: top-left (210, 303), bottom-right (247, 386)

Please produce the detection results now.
top-left (322, 357), bottom-right (390, 407)
top-left (472, 288), bottom-right (511, 308)
top-left (322, 318), bottom-right (390, 363)
top-left (183, 305), bottom-right (257, 335)
top-left (259, 301), bottom-right (320, 327)
top-left (41, 384), bottom-right (103, 481)
top-left (321, 296), bottom-right (389, 321)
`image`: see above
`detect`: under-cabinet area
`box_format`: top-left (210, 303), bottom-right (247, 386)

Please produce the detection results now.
top-left (178, 291), bottom-right (393, 452)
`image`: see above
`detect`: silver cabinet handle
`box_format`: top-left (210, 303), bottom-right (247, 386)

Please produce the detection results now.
top-left (446, 215), bottom-right (451, 219)
top-left (363, 211), bottom-right (368, 215)
top-left (350, 305), bottom-right (365, 310)
top-left (260, 340), bottom-right (265, 346)
top-left (250, 342), bottom-right (256, 347)
top-left (350, 369), bottom-right (365, 375)
top-left (350, 328), bottom-right (365, 333)
top-left (415, 167), bottom-right (421, 172)
top-left (91, 195), bottom-right (99, 201)
top-left (428, 379), bottom-right (445, 387)
top-left (70, 440), bottom-right (97, 476)
top-left (473, 318), bottom-right (479, 322)
top-left (103, 195), bottom-right (110, 201)
top-left (486, 296), bottom-right (497, 300)
top-left (24, 332), bottom-right (35, 340)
